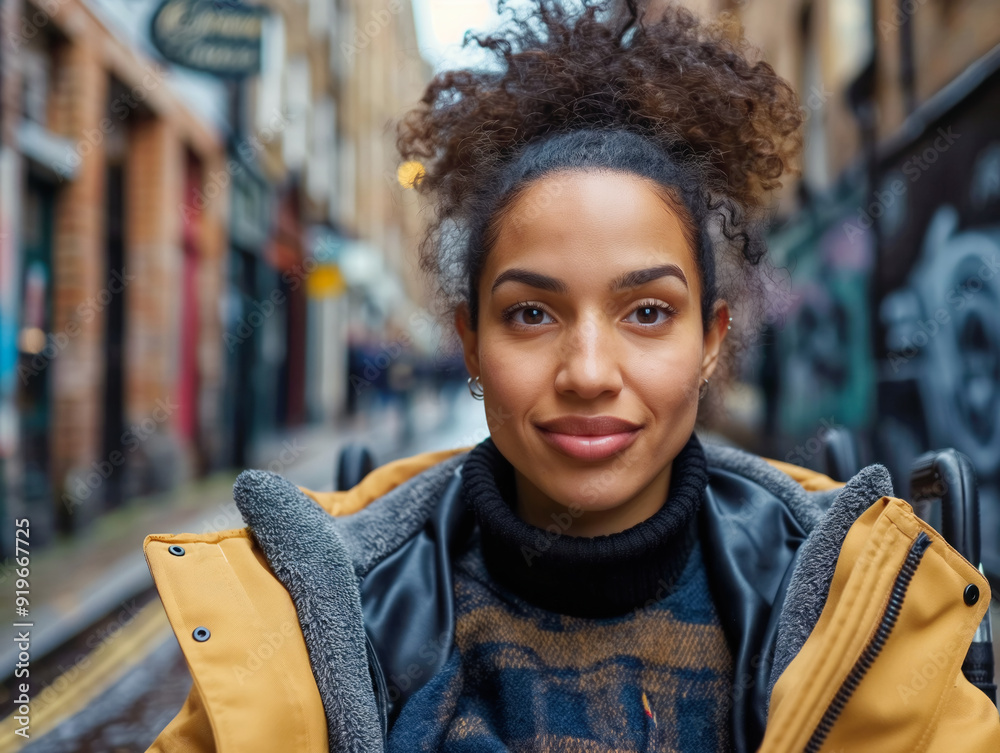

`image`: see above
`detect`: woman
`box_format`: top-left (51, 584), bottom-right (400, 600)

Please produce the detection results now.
top-left (144, 2), bottom-right (998, 752)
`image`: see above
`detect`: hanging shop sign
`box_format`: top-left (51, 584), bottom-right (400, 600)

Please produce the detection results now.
top-left (150, 0), bottom-right (268, 77)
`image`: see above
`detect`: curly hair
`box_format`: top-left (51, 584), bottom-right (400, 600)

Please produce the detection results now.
top-left (396, 0), bottom-right (803, 420)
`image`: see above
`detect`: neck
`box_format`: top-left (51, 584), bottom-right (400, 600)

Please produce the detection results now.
top-left (512, 463), bottom-right (673, 537)
top-left (460, 431), bottom-right (709, 618)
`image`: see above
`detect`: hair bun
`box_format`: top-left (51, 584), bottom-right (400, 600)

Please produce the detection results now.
top-left (397, 0), bottom-right (803, 215)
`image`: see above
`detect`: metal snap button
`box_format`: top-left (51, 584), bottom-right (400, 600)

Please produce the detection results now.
top-left (193, 626), bottom-right (211, 642)
top-left (963, 584), bottom-right (980, 606)
top-left (168, 545), bottom-right (185, 556)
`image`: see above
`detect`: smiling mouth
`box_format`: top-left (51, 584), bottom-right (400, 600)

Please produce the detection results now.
top-left (535, 425), bottom-right (642, 462)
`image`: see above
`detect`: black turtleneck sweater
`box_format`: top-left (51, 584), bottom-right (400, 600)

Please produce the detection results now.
top-left (386, 431), bottom-right (734, 753)
top-left (465, 430), bottom-right (709, 618)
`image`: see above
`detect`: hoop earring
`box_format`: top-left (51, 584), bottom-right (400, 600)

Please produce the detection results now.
top-left (467, 376), bottom-right (485, 400)
top-left (699, 377), bottom-right (709, 401)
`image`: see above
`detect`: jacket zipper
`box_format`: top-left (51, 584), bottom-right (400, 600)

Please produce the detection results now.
top-left (364, 630), bottom-right (390, 743)
top-left (803, 531), bottom-right (932, 753)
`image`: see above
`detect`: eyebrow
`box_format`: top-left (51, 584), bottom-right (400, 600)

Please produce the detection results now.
top-left (611, 264), bottom-right (688, 291)
top-left (490, 269), bottom-right (568, 294)
top-left (490, 264), bottom-right (687, 294)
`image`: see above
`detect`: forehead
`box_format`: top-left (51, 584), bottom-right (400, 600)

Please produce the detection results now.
top-left (486, 169), bottom-right (699, 289)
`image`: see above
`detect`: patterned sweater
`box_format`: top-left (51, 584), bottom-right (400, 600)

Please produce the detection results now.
top-left (386, 433), bottom-right (734, 752)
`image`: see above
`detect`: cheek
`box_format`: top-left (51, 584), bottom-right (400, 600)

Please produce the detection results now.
top-left (626, 339), bottom-right (704, 411)
top-left (479, 346), bottom-right (544, 423)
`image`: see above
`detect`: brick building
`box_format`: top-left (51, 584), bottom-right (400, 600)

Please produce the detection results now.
top-left (0, 0), bottom-right (432, 548)
top-left (0, 0), bottom-right (230, 543)
top-left (215, 0), bottom-right (431, 464)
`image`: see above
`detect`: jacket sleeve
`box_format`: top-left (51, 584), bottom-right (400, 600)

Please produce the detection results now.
top-left (146, 682), bottom-right (216, 753)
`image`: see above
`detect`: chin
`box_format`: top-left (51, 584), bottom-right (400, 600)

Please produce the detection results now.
top-left (540, 477), bottom-right (639, 513)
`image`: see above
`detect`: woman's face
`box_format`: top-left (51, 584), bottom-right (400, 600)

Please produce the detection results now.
top-left (457, 169), bottom-right (729, 536)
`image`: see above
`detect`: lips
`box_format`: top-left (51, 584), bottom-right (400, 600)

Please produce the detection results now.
top-left (535, 415), bottom-right (642, 462)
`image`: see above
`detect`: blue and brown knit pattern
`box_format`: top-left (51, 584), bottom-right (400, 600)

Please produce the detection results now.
top-left (387, 536), bottom-right (734, 752)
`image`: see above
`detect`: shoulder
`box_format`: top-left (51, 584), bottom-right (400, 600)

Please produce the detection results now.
top-left (700, 438), bottom-right (897, 533)
top-left (701, 439), bottom-right (840, 535)
top-left (304, 446), bottom-right (471, 575)
top-left (143, 446), bottom-right (472, 569)
top-left (299, 447), bottom-right (471, 516)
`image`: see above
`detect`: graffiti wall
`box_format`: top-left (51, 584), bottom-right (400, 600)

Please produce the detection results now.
top-left (764, 189), bottom-right (877, 470)
top-left (874, 68), bottom-right (1000, 578)
top-left (759, 64), bottom-right (1000, 582)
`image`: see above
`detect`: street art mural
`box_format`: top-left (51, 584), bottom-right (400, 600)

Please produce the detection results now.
top-left (879, 205), bottom-right (1000, 481)
top-left (776, 212), bottom-right (876, 441)
top-left (763, 193), bottom-right (877, 468)
top-left (874, 71), bottom-right (1000, 579)
top-left (763, 68), bottom-right (1000, 581)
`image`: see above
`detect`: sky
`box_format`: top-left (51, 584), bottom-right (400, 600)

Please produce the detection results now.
top-left (413, 0), bottom-right (509, 71)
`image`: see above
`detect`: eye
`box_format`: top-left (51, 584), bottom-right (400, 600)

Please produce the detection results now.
top-left (625, 301), bottom-right (675, 326)
top-left (502, 302), bottom-right (554, 327)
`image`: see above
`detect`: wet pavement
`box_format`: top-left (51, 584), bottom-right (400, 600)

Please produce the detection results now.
top-left (19, 628), bottom-right (191, 753)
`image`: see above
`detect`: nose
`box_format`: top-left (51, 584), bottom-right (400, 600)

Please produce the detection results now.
top-left (553, 316), bottom-right (624, 400)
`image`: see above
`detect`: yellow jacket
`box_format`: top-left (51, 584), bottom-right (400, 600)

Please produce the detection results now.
top-left (143, 446), bottom-right (999, 752)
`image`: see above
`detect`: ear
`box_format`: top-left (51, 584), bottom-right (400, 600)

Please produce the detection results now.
top-left (701, 300), bottom-right (730, 381)
top-left (454, 302), bottom-right (481, 379)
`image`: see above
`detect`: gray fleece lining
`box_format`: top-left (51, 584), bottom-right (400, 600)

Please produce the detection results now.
top-left (234, 470), bottom-right (384, 753)
top-left (335, 453), bottom-right (468, 576)
top-left (765, 463), bottom-right (895, 703)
